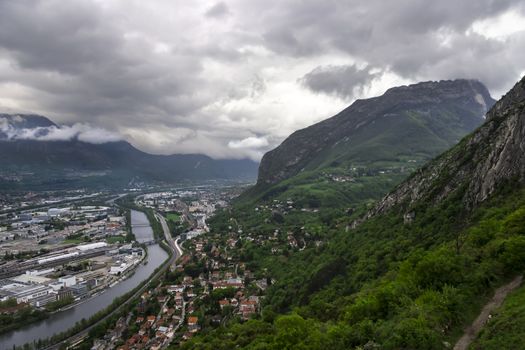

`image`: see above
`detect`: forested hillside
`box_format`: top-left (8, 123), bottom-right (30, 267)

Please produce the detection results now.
top-left (175, 77), bottom-right (525, 349)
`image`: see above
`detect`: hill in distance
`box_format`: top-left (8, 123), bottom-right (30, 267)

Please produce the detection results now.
top-left (240, 79), bottom-right (495, 208)
top-left (0, 114), bottom-right (258, 190)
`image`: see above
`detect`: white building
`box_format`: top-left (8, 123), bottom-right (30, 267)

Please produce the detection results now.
top-left (26, 268), bottom-right (55, 276)
top-left (1, 284), bottom-right (53, 304)
top-left (47, 208), bottom-right (70, 217)
top-left (110, 263), bottom-right (128, 275)
top-left (76, 242), bottom-right (108, 252)
top-left (59, 275), bottom-right (77, 287)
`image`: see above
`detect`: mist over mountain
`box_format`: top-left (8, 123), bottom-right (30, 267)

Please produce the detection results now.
top-left (0, 114), bottom-right (258, 189)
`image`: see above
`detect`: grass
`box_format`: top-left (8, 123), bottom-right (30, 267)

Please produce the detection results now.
top-left (166, 212), bottom-right (181, 222)
top-left (106, 236), bottom-right (126, 244)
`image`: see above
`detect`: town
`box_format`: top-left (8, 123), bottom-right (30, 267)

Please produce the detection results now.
top-left (87, 186), bottom-right (332, 350)
top-left (83, 186), bottom-right (269, 349)
top-left (0, 200), bottom-right (146, 313)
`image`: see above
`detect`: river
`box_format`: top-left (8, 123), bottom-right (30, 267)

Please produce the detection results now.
top-left (0, 210), bottom-right (168, 349)
top-left (131, 210), bottom-right (155, 243)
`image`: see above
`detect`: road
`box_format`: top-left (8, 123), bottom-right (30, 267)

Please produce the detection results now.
top-left (44, 211), bottom-right (181, 350)
top-left (105, 193), bottom-right (127, 205)
top-left (155, 212), bottom-right (184, 258)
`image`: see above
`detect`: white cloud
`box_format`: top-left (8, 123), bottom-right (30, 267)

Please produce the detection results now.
top-left (470, 10), bottom-right (525, 40)
top-left (228, 136), bottom-right (269, 149)
top-left (1, 122), bottom-right (121, 144)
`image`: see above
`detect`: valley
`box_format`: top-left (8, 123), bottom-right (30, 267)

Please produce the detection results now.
top-left (2, 2), bottom-right (525, 349)
top-left (2, 79), bottom-right (525, 350)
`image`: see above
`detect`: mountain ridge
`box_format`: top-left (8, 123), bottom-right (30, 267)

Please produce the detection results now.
top-left (257, 79), bottom-right (495, 187)
top-left (364, 75), bottom-right (525, 221)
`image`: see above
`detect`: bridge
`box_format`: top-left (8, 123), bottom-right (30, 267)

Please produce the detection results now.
top-left (140, 239), bottom-right (158, 246)
top-left (131, 223), bottom-right (151, 228)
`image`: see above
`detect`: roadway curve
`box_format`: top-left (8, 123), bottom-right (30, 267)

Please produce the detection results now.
top-left (44, 211), bottom-right (180, 350)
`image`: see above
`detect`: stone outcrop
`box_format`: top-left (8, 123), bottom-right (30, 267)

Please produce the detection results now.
top-left (364, 76), bottom-right (525, 220)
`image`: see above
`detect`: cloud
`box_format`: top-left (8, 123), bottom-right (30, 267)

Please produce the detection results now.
top-left (228, 136), bottom-right (269, 149)
top-left (300, 64), bottom-right (380, 100)
top-left (228, 136), bottom-right (269, 160)
top-left (0, 0), bottom-right (523, 161)
top-left (0, 120), bottom-right (122, 144)
top-left (205, 2), bottom-right (230, 18)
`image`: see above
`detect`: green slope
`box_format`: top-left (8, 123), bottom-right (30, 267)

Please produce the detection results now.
top-left (471, 284), bottom-right (525, 349)
top-left (241, 79), bottom-right (495, 209)
top-left (175, 77), bottom-right (525, 350)
top-left (180, 183), bottom-right (525, 350)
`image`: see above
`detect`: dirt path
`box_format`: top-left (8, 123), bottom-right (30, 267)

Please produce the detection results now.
top-left (453, 275), bottom-right (523, 350)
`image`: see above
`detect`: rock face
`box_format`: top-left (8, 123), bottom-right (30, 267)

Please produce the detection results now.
top-left (366, 76), bottom-right (525, 219)
top-left (257, 79), bottom-right (495, 186)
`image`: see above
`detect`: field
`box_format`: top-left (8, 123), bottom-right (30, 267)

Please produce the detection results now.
top-left (166, 212), bottom-right (181, 222)
top-left (106, 236), bottom-right (126, 244)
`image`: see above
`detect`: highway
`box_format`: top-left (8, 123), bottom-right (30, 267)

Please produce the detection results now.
top-left (44, 211), bottom-right (181, 350)
top-left (155, 212), bottom-right (183, 257)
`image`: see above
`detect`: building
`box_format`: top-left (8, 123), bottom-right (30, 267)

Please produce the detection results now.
top-left (76, 242), bottom-right (108, 251)
top-left (59, 275), bottom-right (77, 287)
top-left (12, 273), bottom-right (51, 285)
top-left (25, 268), bottom-right (54, 276)
top-left (47, 208), bottom-right (70, 217)
top-left (219, 299), bottom-right (230, 309)
top-left (1, 284), bottom-right (52, 304)
top-left (187, 316), bottom-right (200, 333)
top-left (57, 287), bottom-right (74, 301)
top-left (33, 293), bottom-right (56, 307)
top-left (110, 263), bottom-right (129, 275)
top-left (69, 284), bottom-right (89, 299)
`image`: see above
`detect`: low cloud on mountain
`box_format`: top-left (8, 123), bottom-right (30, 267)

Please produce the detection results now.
top-left (0, 118), bottom-right (122, 144)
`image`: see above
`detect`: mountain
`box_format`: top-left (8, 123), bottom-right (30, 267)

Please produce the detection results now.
top-left (258, 79), bottom-right (494, 186)
top-left (366, 76), bottom-right (525, 220)
top-left (0, 114), bottom-right (258, 189)
top-left (180, 77), bottom-right (525, 349)
top-left (241, 79), bottom-right (494, 206)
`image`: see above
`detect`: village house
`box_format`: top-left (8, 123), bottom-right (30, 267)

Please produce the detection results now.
top-left (187, 316), bottom-right (200, 333)
top-left (219, 299), bottom-right (230, 309)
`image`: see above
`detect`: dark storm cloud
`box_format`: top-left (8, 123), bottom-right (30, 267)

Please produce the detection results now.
top-left (0, 1), bottom-right (122, 74)
top-left (300, 65), bottom-right (380, 100)
top-left (0, 0), bottom-right (523, 160)
top-left (255, 0), bottom-right (525, 94)
top-left (0, 1), bottom-right (205, 129)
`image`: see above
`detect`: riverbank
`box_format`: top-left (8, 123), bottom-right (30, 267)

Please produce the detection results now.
top-left (38, 211), bottom-right (177, 349)
top-left (51, 246), bottom-right (147, 315)
top-left (0, 209), bottom-right (170, 349)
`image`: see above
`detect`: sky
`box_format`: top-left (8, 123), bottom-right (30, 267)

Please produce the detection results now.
top-left (0, 0), bottom-right (524, 161)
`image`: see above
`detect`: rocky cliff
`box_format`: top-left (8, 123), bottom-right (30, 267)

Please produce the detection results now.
top-left (366, 76), bottom-right (525, 219)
